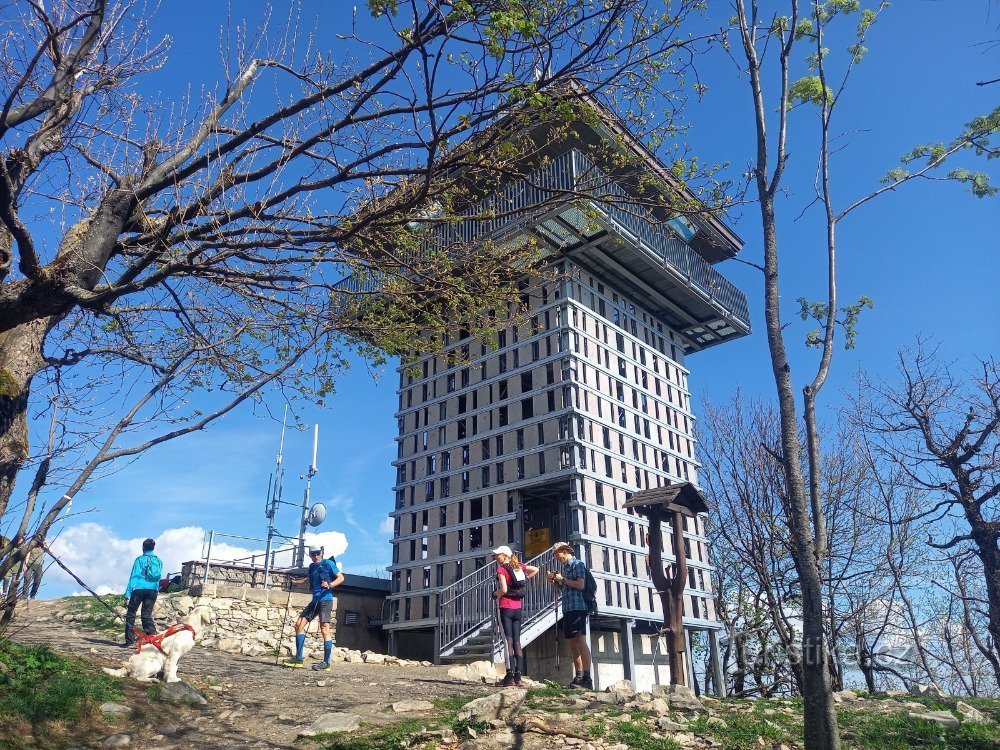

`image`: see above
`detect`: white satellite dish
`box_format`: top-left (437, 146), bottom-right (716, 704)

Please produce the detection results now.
top-left (307, 502), bottom-right (326, 527)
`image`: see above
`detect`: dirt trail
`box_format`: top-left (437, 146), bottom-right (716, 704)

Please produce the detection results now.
top-left (6, 598), bottom-right (486, 749)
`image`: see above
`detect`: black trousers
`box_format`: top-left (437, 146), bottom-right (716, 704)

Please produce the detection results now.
top-left (124, 589), bottom-right (158, 644)
top-left (500, 607), bottom-right (524, 673)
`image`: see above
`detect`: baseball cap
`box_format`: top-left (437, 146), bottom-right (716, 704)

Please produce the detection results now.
top-left (552, 541), bottom-right (574, 553)
top-left (308, 548), bottom-right (322, 555)
top-left (492, 545), bottom-right (513, 556)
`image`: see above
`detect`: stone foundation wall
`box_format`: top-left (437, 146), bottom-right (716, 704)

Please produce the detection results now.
top-left (156, 585), bottom-right (402, 665)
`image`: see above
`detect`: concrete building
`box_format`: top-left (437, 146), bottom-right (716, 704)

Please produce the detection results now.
top-left (381, 100), bottom-right (750, 691)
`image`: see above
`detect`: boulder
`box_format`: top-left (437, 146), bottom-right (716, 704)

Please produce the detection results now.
top-left (648, 698), bottom-right (670, 716)
top-left (956, 701), bottom-right (991, 724)
top-left (833, 690), bottom-right (858, 703)
top-left (103, 735), bottom-right (130, 748)
top-left (345, 652), bottom-right (364, 663)
top-left (909, 683), bottom-right (945, 699)
top-left (99, 702), bottom-right (130, 717)
top-left (657, 716), bottom-right (687, 731)
top-left (908, 710), bottom-right (960, 730)
top-left (362, 651), bottom-right (386, 664)
top-left (606, 678), bottom-right (637, 704)
top-left (462, 726), bottom-right (518, 750)
top-left (516, 709), bottom-right (592, 739)
top-left (457, 689), bottom-right (526, 724)
top-left (298, 712), bottom-right (361, 737)
top-left (391, 699), bottom-right (435, 713)
top-left (447, 660), bottom-right (498, 684)
top-left (158, 680), bottom-right (208, 705)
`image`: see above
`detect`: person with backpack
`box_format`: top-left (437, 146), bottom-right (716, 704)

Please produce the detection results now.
top-left (124, 538), bottom-right (163, 647)
top-left (283, 547), bottom-right (344, 670)
top-left (549, 541), bottom-right (594, 689)
top-left (492, 545), bottom-right (539, 687)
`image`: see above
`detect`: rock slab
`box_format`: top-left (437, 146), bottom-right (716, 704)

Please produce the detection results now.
top-left (159, 680), bottom-right (208, 705)
top-left (298, 712), bottom-right (361, 736)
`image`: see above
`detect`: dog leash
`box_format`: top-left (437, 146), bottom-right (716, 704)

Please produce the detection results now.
top-left (41, 545), bottom-right (151, 645)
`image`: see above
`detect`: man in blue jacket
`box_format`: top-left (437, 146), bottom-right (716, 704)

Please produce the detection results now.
top-left (124, 538), bottom-right (163, 647)
top-left (284, 547), bottom-right (343, 670)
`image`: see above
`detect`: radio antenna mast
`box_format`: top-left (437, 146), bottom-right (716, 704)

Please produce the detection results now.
top-left (296, 424), bottom-right (319, 567)
top-left (262, 405), bottom-right (288, 589)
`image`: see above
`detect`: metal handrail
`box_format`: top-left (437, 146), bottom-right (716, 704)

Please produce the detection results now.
top-left (329, 149), bottom-right (749, 328)
top-left (438, 546), bottom-right (560, 659)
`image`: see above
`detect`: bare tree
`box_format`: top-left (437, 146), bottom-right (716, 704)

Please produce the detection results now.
top-left (0, 0), bottom-right (719, 585)
top-left (728, 2), bottom-right (997, 745)
top-left (700, 394), bottom-right (802, 697)
top-left (852, 342), bottom-right (1000, 685)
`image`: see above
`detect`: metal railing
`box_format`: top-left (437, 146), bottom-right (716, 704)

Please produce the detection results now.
top-left (198, 530), bottom-right (305, 589)
top-left (437, 546), bottom-right (560, 660)
top-left (330, 149), bottom-right (749, 329)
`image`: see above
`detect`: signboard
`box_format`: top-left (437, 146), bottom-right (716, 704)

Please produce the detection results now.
top-left (524, 527), bottom-right (551, 558)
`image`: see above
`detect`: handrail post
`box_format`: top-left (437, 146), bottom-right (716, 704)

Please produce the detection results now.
top-left (202, 529), bottom-right (215, 586)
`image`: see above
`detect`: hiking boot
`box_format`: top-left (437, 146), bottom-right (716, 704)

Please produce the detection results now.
top-left (496, 671), bottom-right (515, 687)
top-left (513, 672), bottom-right (523, 687)
top-left (576, 675), bottom-right (594, 690)
top-left (567, 674), bottom-right (584, 689)
top-left (311, 662), bottom-right (331, 671)
top-left (283, 658), bottom-right (305, 668)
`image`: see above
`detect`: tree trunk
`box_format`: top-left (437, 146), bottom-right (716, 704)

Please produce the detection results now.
top-left (759, 191), bottom-right (841, 749)
top-left (0, 317), bottom-right (56, 518)
top-left (965, 497), bottom-right (1000, 685)
top-left (647, 508), bottom-right (687, 686)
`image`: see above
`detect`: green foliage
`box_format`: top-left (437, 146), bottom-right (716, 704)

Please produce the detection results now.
top-left (887, 105), bottom-right (999, 196)
top-left (797, 295), bottom-right (874, 349)
top-left (316, 718), bottom-right (428, 750)
top-left (451, 717), bottom-right (489, 736)
top-left (608, 718), bottom-right (680, 750)
top-left (690, 710), bottom-right (790, 750)
top-left (65, 594), bottom-right (125, 634)
top-left (788, 76), bottom-right (833, 108)
top-left (0, 640), bottom-right (120, 724)
top-left (366, 0), bottom-right (398, 16)
top-left (525, 680), bottom-right (570, 700)
top-left (431, 692), bottom-right (488, 713)
top-left (837, 708), bottom-right (1000, 750)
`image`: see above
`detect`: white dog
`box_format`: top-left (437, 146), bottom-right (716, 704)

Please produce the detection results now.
top-left (104, 605), bottom-right (213, 683)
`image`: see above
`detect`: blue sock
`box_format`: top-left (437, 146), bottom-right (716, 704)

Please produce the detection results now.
top-left (295, 634), bottom-right (306, 660)
top-left (324, 640), bottom-right (332, 663)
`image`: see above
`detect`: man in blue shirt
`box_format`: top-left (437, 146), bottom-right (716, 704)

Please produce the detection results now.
top-left (124, 538), bottom-right (163, 647)
top-left (284, 547), bottom-right (343, 670)
top-left (549, 541), bottom-right (593, 689)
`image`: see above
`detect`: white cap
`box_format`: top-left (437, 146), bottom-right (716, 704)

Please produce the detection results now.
top-left (492, 545), bottom-right (513, 556)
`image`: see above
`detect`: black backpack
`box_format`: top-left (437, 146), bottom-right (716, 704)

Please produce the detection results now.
top-left (582, 568), bottom-right (598, 614)
top-left (502, 564), bottom-right (527, 599)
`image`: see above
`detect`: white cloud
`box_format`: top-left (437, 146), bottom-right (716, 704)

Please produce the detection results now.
top-left (43, 522), bottom-right (349, 599)
top-left (378, 515), bottom-right (395, 535)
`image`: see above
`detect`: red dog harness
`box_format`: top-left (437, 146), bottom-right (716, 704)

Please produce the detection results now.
top-left (133, 623), bottom-right (196, 654)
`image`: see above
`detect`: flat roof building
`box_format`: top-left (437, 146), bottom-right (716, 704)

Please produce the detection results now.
top-left (379, 94), bottom-right (749, 691)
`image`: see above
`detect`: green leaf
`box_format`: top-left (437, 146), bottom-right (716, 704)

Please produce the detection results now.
top-left (788, 76), bottom-right (833, 108)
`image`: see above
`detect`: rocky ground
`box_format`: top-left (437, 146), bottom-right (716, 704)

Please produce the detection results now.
top-left (4, 598), bottom-right (491, 749)
top-left (3, 598), bottom-right (999, 750)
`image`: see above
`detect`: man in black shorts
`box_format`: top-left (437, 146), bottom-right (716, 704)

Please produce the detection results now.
top-left (549, 541), bottom-right (593, 689)
top-left (284, 548), bottom-right (343, 670)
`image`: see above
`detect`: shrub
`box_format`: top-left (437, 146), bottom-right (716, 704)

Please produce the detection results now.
top-left (0, 640), bottom-right (120, 724)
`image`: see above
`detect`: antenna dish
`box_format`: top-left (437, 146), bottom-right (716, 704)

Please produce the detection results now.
top-left (307, 503), bottom-right (326, 527)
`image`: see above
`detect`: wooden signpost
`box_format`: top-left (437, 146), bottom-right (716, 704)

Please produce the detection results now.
top-left (623, 482), bottom-right (709, 687)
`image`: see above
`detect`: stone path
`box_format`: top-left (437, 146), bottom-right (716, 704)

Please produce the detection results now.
top-left (6, 599), bottom-right (486, 749)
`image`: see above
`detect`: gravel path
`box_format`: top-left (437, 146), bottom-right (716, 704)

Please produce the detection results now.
top-left (6, 599), bottom-right (487, 749)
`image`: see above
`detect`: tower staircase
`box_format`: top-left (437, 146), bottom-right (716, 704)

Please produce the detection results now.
top-left (437, 547), bottom-right (561, 663)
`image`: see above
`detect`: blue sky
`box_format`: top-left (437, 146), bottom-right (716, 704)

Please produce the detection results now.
top-left (22, 2), bottom-right (1000, 598)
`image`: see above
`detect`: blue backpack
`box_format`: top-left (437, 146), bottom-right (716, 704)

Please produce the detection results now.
top-left (142, 555), bottom-right (163, 583)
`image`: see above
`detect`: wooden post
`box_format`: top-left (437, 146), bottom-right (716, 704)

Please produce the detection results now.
top-left (646, 507), bottom-right (686, 686)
